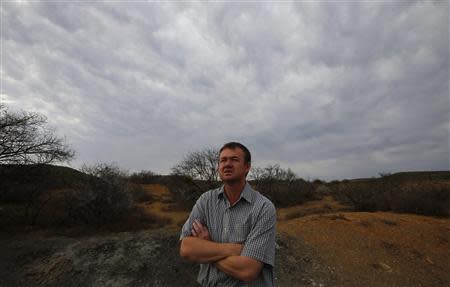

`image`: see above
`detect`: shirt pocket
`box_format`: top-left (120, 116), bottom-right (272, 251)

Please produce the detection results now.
top-left (229, 223), bottom-right (251, 243)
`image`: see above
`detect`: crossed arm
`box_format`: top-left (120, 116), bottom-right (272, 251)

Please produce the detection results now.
top-left (179, 220), bottom-right (264, 283)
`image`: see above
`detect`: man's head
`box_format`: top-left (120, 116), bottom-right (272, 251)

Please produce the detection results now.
top-left (218, 142), bottom-right (251, 183)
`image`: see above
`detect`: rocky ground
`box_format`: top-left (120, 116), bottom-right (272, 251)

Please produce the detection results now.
top-left (1, 211), bottom-right (449, 287)
top-left (0, 229), bottom-right (196, 287)
top-left (0, 228), bottom-right (338, 287)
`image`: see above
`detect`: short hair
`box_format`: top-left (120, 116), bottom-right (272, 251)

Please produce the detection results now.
top-left (219, 142), bottom-right (251, 164)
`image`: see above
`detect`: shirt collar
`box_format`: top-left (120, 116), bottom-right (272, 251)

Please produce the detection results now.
top-left (218, 182), bottom-right (254, 203)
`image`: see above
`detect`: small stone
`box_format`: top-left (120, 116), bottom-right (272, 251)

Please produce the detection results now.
top-left (373, 262), bottom-right (392, 272)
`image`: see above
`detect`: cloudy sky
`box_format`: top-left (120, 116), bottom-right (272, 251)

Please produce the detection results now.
top-left (1, 1), bottom-right (448, 180)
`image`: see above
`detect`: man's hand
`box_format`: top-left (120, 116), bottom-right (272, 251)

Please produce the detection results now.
top-left (192, 219), bottom-right (211, 241)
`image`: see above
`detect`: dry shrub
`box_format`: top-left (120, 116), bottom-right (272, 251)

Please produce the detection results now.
top-left (128, 170), bottom-right (158, 184)
top-left (1, 164), bottom-right (160, 230)
top-left (331, 179), bottom-right (450, 216)
top-left (56, 180), bottom-right (137, 228)
top-left (58, 178), bottom-right (133, 227)
top-left (129, 183), bottom-right (153, 203)
top-left (154, 175), bottom-right (219, 211)
top-left (38, 163), bottom-right (135, 228)
top-left (252, 179), bottom-right (317, 208)
top-left (333, 181), bottom-right (388, 212)
top-left (315, 184), bottom-right (332, 196)
top-left (390, 181), bottom-right (449, 216)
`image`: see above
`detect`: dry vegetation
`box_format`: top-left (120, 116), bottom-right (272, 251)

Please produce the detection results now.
top-left (0, 165), bottom-right (449, 286)
top-left (277, 195), bottom-right (351, 220)
top-left (136, 184), bottom-right (190, 229)
top-left (329, 174), bottom-right (450, 216)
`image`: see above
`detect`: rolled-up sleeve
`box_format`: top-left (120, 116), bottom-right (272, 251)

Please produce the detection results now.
top-left (241, 202), bottom-right (276, 267)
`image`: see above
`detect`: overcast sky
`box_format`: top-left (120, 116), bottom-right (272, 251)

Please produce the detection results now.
top-left (1, 1), bottom-right (448, 180)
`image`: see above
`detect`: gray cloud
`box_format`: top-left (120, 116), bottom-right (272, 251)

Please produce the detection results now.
top-left (2, 1), bottom-right (448, 180)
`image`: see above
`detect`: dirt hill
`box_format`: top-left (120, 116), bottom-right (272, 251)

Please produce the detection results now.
top-left (0, 164), bottom-right (93, 192)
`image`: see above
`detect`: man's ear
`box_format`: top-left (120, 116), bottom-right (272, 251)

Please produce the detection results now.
top-left (245, 163), bottom-right (251, 174)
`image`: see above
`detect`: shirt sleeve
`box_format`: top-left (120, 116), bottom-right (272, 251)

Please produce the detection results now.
top-left (179, 192), bottom-right (208, 240)
top-left (240, 201), bottom-right (277, 267)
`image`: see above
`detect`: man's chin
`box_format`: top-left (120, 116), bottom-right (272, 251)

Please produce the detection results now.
top-left (220, 175), bottom-right (234, 182)
top-left (221, 176), bottom-right (245, 184)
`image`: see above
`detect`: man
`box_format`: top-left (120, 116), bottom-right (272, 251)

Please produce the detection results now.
top-left (179, 142), bottom-right (276, 286)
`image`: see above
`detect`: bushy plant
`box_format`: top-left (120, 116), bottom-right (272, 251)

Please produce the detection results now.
top-left (330, 177), bottom-right (449, 216)
top-left (315, 184), bottom-right (332, 196)
top-left (58, 163), bottom-right (133, 226)
top-left (128, 170), bottom-right (158, 184)
top-left (162, 175), bottom-right (219, 210)
top-left (390, 181), bottom-right (449, 216)
top-left (249, 164), bottom-right (296, 182)
top-left (129, 183), bottom-right (153, 203)
top-left (253, 178), bottom-right (317, 207)
top-left (334, 181), bottom-right (386, 212)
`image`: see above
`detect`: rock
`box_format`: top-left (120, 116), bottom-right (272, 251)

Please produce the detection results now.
top-left (425, 256), bottom-right (434, 265)
top-left (372, 262), bottom-right (392, 272)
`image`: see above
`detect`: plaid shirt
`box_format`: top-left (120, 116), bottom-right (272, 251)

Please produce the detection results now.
top-left (180, 182), bottom-right (276, 286)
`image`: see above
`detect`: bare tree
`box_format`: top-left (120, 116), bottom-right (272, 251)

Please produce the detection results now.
top-left (0, 105), bottom-right (75, 164)
top-left (249, 166), bottom-right (266, 181)
top-left (249, 164), bottom-right (296, 182)
top-left (171, 147), bottom-right (219, 182)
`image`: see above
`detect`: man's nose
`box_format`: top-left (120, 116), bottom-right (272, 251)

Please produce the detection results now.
top-left (223, 161), bottom-right (233, 167)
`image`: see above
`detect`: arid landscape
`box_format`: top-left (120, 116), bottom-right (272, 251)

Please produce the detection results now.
top-left (0, 165), bottom-right (449, 287)
top-left (2, 2), bottom-right (448, 286)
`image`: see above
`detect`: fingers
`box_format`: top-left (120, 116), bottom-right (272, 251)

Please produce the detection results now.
top-left (193, 220), bottom-right (201, 233)
top-left (192, 219), bottom-right (204, 237)
top-left (194, 219), bottom-right (203, 227)
top-left (192, 224), bottom-right (199, 236)
top-left (193, 219), bottom-right (205, 231)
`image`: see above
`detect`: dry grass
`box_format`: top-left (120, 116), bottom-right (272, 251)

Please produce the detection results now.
top-left (137, 184), bottom-right (189, 230)
top-left (141, 184), bottom-right (171, 199)
top-left (278, 212), bottom-right (450, 287)
top-left (277, 195), bottom-right (351, 220)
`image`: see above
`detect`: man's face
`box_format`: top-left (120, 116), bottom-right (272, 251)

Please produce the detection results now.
top-left (218, 147), bottom-right (250, 183)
